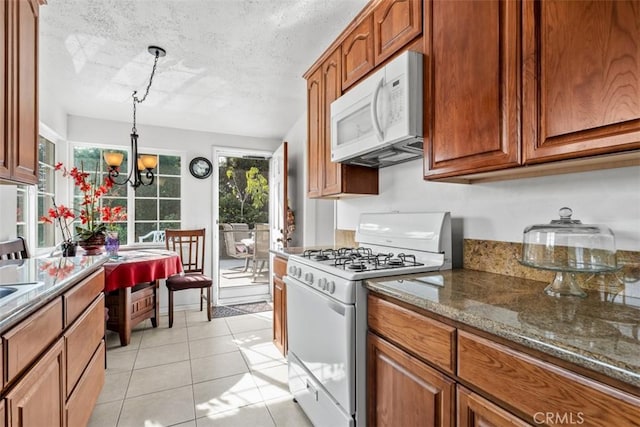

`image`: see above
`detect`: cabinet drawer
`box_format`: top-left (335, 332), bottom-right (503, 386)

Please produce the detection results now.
top-left (458, 331), bottom-right (640, 426)
top-left (64, 294), bottom-right (105, 398)
top-left (63, 269), bottom-right (104, 327)
top-left (4, 297), bottom-right (63, 384)
top-left (274, 256), bottom-right (287, 279)
top-left (65, 340), bottom-right (105, 427)
top-left (368, 294), bottom-right (455, 374)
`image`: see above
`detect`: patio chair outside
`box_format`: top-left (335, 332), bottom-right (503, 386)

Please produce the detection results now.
top-left (251, 223), bottom-right (270, 281)
top-left (138, 230), bottom-right (166, 243)
top-left (221, 223), bottom-right (251, 272)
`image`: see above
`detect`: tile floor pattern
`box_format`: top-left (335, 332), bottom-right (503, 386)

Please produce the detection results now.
top-left (89, 309), bottom-right (312, 427)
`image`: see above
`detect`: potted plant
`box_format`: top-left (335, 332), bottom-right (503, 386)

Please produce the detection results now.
top-left (101, 205), bottom-right (127, 257)
top-left (52, 162), bottom-right (121, 255)
top-left (40, 198), bottom-right (77, 256)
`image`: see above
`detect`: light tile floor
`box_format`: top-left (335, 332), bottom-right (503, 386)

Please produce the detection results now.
top-left (89, 309), bottom-right (312, 427)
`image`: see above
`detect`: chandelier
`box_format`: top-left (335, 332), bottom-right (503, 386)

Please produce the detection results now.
top-left (104, 46), bottom-right (166, 189)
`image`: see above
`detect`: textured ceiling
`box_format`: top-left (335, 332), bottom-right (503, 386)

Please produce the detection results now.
top-left (39, 0), bottom-right (368, 139)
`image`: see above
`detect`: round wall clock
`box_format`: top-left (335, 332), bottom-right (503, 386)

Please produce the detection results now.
top-left (189, 157), bottom-right (213, 179)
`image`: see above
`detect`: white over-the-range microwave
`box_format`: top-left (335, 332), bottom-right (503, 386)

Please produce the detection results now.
top-left (330, 50), bottom-right (423, 168)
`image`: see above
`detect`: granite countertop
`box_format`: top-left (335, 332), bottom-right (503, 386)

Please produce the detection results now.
top-left (365, 269), bottom-right (640, 389)
top-left (0, 255), bottom-right (108, 331)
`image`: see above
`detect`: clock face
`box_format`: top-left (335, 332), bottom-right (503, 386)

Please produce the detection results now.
top-left (189, 157), bottom-right (212, 179)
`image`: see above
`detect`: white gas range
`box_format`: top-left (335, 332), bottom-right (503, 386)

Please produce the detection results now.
top-left (285, 212), bottom-right (452, 426)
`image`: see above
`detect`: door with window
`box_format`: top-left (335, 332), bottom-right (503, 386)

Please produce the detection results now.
top-left (213, 147), bottom-right (273, 305)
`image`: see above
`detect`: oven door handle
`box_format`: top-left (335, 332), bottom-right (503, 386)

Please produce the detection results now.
top-left (327, 299), bottom-right (346, 316)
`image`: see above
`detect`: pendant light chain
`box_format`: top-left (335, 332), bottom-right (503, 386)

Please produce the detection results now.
top-left (131, 51), bottom-right (161, 133)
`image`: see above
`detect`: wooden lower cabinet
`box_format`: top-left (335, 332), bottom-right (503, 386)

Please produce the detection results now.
top-left (367, 332), bottom-right (455, 427)
top-left (5, 339), bottom-right (64, 427)
top-left (457, 385), bottom-right (531, 427)
top-left (368, 293), bottom-right (640, 427)
top-left (1, 268), bottom-right (106, 427)
top-left (65, 341), bottom-right (105, 427)
top-left (272, 255), bottom-right (287, 355)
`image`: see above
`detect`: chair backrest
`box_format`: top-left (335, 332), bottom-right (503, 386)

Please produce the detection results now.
top-left (165, 229), bottom-right (206, 274)
top-left (253, 224), bottom-right (270, 261)
top-left (221, 224), bottom-right (238, 257)
top-left (230, 223), bottom-right (250, 241)
top-left (0, 237), bottom-right (30, 260)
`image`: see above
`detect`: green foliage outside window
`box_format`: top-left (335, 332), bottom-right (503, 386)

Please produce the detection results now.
top-left (219, 157), bottom-right (269, 225)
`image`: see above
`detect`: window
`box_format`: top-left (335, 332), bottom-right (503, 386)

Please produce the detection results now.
top-left (17, 136), bottom-right (57, 249)
top-left (71, 146), bottom-right (182, 244)
top-left (134, 154), bottom-right (182, 241)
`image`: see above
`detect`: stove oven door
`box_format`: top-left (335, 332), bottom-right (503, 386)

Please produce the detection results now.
top-left (285, 275), bottom-right (355, 418)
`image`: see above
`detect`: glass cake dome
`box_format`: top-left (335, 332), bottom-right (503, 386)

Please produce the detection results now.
top-left (521, 207), bottom-right (618, 297)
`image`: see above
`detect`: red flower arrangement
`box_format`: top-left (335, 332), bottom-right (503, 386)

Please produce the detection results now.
top-left (40, 162), bottom-right (127, 242)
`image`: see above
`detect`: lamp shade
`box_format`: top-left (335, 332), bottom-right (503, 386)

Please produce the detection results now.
top-left (104, 152), bottom-right (124, 167)
top-left (140, 155), bottom-right (158, 169)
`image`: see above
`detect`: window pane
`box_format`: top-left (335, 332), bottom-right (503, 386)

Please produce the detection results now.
top-left (159, 155), bottom-right (181, 175)
top-left (38, 166), bottom-right (54, 193)
top-left (135, 181), bottom-right (157, 198)
top-left (135, 199), bottom-right (157, 220)
top-left (159, 199), bottom-right (180, 220)
top-left (159, 177), bottom-right (180, 198)
top-left (135, 223), bottom-right (157, 241)
top-left (17, 191), bottom-right (25, 223)
top-left (159, 221), bottom-right (181, 231)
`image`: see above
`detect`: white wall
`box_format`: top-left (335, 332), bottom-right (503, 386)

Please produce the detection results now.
top-left (283, 113), bottom-right (334, 247)
top-left (336, 158), bottom-right (640, 251)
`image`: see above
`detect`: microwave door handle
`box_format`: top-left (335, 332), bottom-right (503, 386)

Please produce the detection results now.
top-left (370, 77), bottom-right (384, 141)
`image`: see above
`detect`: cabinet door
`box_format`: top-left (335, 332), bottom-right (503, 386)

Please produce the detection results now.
top-left (321, 48), bottom-right (342, 196)
top-left (342, 16), bottom-right (374, 90)
top-left (306, 67), bottom-right (322, 198)
top-left (0, 0), bottom-right (9, 179)
top-left (368, 332), bottom-right (454, 427)
top-left (457, 385), bottom-right (532, 427)
top-left (425, 0), bottom-right (520, 179)
top-left (523, 0), bottom-right (640, 164)
top-left (273, 276), bottom-right (286, 355)
top-left (373, 0), bottom-right (422, 65)
top-left (6, 339), bottom-right (64, 427)
top-left (12, 0), bottom-right (38, 184)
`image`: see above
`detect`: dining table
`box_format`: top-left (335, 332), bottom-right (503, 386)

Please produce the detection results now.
top-left (103, 249), bottom-right (183, 346)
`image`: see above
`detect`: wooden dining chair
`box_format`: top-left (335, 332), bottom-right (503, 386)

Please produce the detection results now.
top-left (164, 229), bottom-right (213, 327)
top-left (0, 237), bottom-right (30, 260)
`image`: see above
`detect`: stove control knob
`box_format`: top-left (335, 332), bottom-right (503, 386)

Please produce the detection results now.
top-left (318, 278), bottom-right (327, 290)
top-left (295, 268), bottom-right (302, 279)
top-left (288, 266), bottom-right (295, 275)
top-left (304, 272), bottom-right (314, 284)
top-left (328, 281), bottom-right (336, 294)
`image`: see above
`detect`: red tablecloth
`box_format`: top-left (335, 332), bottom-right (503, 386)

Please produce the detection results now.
top-left (103, 250), bottom-right (183, 292)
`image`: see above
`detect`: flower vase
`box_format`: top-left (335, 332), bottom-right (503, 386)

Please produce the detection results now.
top-left (60, 241), bottom-right (77, 257)
top-left (105, 231), bottom-right (120, 258)
top-left (78, 234), bottom-right (106, 255)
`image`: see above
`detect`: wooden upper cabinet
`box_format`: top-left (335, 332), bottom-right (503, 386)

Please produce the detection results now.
top-left (424, 0), bottom-right (520, 179)
top-left (522, 0), bottom-right (640, 163)
top-left (13, 0), bottom-right (39, 185)
top-left (342, 16), bottom-right (374, 90)
top-left (373, 0), bottom-right (422, 65)
top-left (305, 48), bottom-right (378, 198)
top-left (306, 67), bottom-right (322, 198)
top-left (321, 49), bottom-right (342, 196)
top-left (0, 0), bottom-right (9, 180)
top-left (0, 0), bottom-right (39, 184)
